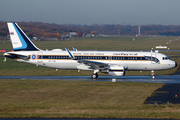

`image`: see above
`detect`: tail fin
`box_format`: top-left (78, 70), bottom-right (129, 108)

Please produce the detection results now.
top-left (7, 22), bottom-right (40, 51)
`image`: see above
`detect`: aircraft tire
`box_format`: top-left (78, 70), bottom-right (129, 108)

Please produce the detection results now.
top-left (152, 75), bottom-right (155, 79)
top-left (91, 73), bottom-right (98, 79)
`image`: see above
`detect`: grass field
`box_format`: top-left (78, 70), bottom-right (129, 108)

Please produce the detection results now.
top-left (0, 36), bottom-right (180, 118)
top-left (1, 36), bottom-right (180, 50)
top-left (1, 79), bottom-right (180, 119)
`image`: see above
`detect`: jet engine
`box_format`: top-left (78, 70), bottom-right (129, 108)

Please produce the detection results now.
top-left (101, 65), bottom-right (126, 76)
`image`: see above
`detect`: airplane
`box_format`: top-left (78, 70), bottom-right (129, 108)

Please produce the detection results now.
top-left (4, 22), bottom-right (177, 79)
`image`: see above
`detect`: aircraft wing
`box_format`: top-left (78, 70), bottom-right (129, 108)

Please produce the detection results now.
top-left (65, 48), bottom-right (109, 70)
top-left (80, 59), bottom-right (109, 70)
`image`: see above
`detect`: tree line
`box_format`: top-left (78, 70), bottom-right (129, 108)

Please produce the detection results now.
top-left (0, 21), bottom-right (180, 39)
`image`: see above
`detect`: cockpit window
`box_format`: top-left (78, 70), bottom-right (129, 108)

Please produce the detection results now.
top-left (162, 56), bottom-right (170, 60)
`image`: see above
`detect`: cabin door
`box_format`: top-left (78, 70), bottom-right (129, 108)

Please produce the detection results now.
top-left (37, 52), bottom-right (44, 66)
top-left (108, 56), bottom-right (112, 62)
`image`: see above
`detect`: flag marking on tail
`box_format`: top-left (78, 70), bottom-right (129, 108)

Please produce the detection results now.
top-left (10, 32), bottom-right (14, 35)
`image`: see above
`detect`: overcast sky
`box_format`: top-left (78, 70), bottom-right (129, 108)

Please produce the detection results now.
top-left (1, 0), bottom-right (180, 25)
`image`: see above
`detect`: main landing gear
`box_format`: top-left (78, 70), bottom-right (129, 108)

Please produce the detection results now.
top-left (91, 70), bottom-right (99, 79)
top-left (91, 73), bottom-right (99, 79)
top-left (151, 70), bottom-right (155, 79)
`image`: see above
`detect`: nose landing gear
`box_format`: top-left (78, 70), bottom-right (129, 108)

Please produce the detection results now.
top-left (151, 70), bottom-right (155, 79)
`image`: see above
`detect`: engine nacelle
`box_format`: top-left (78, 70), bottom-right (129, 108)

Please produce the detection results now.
top-left (101, 65), bottom-right (125, 76)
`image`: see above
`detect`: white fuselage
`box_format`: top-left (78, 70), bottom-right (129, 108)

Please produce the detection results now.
top-left (9, 50), bottom-right (176, 71)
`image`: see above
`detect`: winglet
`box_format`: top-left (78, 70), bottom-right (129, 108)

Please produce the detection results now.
top-left (65, 47), bottom-right (75, 59)
top-left (73, 47), bottom-right (77, 51)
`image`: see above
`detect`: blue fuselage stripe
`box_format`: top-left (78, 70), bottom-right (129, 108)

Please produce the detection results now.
top-left (38, 55), bottom-right (159, 63)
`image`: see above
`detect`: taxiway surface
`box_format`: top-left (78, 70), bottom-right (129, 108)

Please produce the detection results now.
top-left (0, 75), bottom-right (180, 83)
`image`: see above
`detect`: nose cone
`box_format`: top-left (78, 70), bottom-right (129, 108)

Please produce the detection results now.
top-left (166, 60), bottom-right (177, 69)
top-left (175, 61), bottom-right (177, 68)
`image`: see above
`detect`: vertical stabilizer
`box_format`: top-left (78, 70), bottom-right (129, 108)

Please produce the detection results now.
top-left (7, 22), bottom-right (40, 51)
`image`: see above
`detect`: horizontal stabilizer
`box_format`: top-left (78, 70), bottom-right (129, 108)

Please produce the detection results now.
top-left (4, 52), bottom-right (29, 60)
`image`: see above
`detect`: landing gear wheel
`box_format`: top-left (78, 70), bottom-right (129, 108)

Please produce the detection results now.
top-left (151, 70), bottom-right (155, 79)
top-left (91, 73), bottom-right (98, 79)
top-left (152, 75), bottom-right (155, 79)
